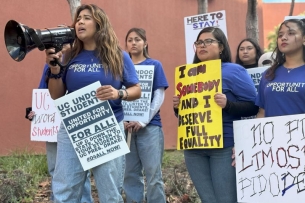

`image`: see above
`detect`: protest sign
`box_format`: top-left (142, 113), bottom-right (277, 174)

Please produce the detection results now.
top-left (122, 65), bottom-right (154, 122)
top-left (247, 66), bottom-right (269, 92)
top-left (284, 16), bottom-right (305, 20)
top-left (175, 60), bottom-right (223, 150)
top-left (54, 81), bottom-right (129, 171)
top-left (234, 114), bottom-right (305, 203)
top-left (31, 89), bottom-right (61, 142)
top-left (184, 10), bottom-right (227, 64)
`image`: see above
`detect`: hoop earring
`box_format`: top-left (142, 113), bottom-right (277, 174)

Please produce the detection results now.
top-left (219, 52), bottom-right (222, 55)
top-left (193, 44), bottom-right (196, 53)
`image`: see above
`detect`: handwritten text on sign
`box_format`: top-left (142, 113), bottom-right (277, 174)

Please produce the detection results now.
top-left (233, 114), bottom-right (305, 203)
top-left (54, 81), bottom-right (129, 171)
top-left (122, 65), bottom-right (154, 122)
top-left (31, 89), bottom-right (61, 142)
top-left (175, 60), bottom-right (223, 150)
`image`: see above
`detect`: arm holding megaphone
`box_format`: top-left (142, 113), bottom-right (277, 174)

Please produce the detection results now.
top-left (45, 48), bottom-right (67, 100)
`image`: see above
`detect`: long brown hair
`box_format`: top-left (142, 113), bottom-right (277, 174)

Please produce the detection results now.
top-left (266, 19), bottom-right (305, 80)
top-left (68, 4), bottom-right (123, 80)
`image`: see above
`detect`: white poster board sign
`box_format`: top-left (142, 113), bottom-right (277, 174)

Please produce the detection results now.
top-left (247, 66), bottom-right (269, 92)
top-left (184, 10), bottom-right (227, 64)
top-left (122, 65), bottom-right (154, 122)
top-left (234, 114), bottom-right (305, 203)
top-left (284, 16), bottom-right (305, 20)
top-left (54, 81), bottom-right (129, 171)
top-left (31, 89), bottom-right (61, 142)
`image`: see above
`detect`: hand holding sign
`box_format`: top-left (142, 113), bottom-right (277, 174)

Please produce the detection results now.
top-left (126, 121), bottom-right (143, 132)
top-left (96, 85), bottom-right (119, 101)
top-left (231, 147), bottom-right (236, 167)
top-left (28, 111), bottom-right (36, 120)
top-left (214, 93), bottom-right (227, 108)
top-left (173, 95), bottom-right (180, 108)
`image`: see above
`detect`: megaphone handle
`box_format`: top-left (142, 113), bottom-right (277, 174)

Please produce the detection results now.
top-left (50, 46), bottom-right (64, 67)
top-left (50, 42), bottom-right (73, 68)
top-left (50, 59), bottom-right (59, 67)
top-left (50, 56), bottom-right (71, 69)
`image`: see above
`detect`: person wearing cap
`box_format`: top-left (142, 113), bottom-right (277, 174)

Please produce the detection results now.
top-left (258, 52), bottom-right (276, 67)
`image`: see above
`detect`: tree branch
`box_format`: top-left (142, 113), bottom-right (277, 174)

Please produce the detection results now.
top-left (197, 0), bottom-right (208, 14)
top-left (67, 0), bottom-right (81, 21)
top-left (289, 0), bottom-right (295, 16)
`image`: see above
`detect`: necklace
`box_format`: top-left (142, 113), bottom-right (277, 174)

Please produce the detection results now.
top-left (285, 67), bottom-right (294, 73)
top-left (283, 63), bottom-right (305, 73)
top-left (84, 50), bottom-right (95, 62)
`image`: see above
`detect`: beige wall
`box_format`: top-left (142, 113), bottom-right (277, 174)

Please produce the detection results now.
top-left (1, 0), bottom-right (291, 154)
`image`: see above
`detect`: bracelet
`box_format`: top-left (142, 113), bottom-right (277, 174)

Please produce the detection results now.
top-left (123, 89), bottom-right (129, 100)
top-left (47, 67), bottom-right (64, 79)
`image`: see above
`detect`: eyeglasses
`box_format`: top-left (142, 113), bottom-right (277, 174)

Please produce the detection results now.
top-left (194, 39), bottom-right (219, 48)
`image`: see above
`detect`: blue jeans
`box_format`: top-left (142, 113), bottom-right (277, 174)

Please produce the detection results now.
top-left (184, 147), bottom-right (237, 203)
top-left (123, 125), bottom-right (166, 203)
top-left (46, 142), bottom-right (93, 203)
top-left (52, 122), bottom-right (125, 203)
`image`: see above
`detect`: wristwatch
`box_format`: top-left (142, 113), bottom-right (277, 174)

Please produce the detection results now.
top-left (118, 90), bottom-right (124, 99)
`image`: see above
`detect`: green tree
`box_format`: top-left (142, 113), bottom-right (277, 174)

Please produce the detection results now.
top-left (265, 25), bottom-right (279, 52)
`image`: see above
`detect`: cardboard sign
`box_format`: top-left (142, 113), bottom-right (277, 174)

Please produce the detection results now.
top-left (122, 65), bottom-right (154, 122)
top-left (175, 60), bottom-right (223, 150)
top-left (54, 81), bottom-right (129, 171)
top-left (31, 89), bottom-right (61, 142)
top-left (247, 66), bottom-right (269, 92)
top-left (184, 10), bottom-right (227, 64)
top-left (234, 114), bottom-right (305, 203)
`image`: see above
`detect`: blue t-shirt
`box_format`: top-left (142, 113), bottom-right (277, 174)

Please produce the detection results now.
top-left (222, 62), bottom-right (257, 147)
top-left (256, 65), bottom-right (305, 117)
top-left (136, 58), bottom-right (169, 127)
top-left (38, 64), bottom-right (49, 89)
top-left (64, 50), bottom-right (139, 122)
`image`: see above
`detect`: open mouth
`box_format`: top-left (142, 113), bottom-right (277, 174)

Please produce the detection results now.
top-left (78, 27), bottom-right (86, 33)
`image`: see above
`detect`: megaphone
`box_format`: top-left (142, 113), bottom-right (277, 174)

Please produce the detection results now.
top-left (4, 20), bottom-right (75, 66)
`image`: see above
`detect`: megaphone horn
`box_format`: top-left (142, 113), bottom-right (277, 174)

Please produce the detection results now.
top-left (4, 20), bottom-right (75, 62)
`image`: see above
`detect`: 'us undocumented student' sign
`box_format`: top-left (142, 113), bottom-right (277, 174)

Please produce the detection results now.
top-left (234, 114), bottom-right (305, 203)
top-left (184, 10), bottom-right (227, 64)
top-left (122, 65), bottom-right (154, 123)
top-left (31, 89), bottom-right (61, 142)
top-left (175, 60), bottom-right (223, 150)
top-left (54, 81), bottom-right (129, 171)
